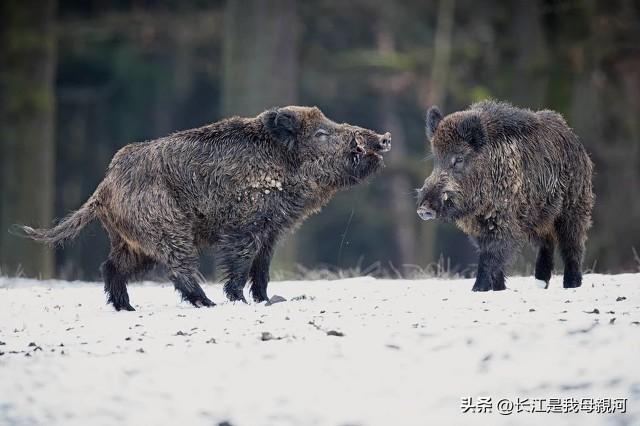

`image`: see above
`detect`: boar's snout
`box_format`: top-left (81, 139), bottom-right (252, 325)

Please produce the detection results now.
top-left (417, 205), bottom-right (436, 221)
top-left (358, 131), bottom-right (391, 155)
top-left (417, 180), bottom-right (443, 221)
top-left (374, 132), bottom-right (392, 153)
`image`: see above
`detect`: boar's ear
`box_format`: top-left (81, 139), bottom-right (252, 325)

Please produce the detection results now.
top-left (262, 108), bottom-right (301, 151)
top-left (425, 106), bottom-right (443, 141)
top-left (457, 114), bottom-right (486, 151)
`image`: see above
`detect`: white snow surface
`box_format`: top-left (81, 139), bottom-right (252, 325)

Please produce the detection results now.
top-left (0, 274), bottom-right (639, 426)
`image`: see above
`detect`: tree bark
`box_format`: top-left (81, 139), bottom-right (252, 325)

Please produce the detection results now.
top-left (423, 0), bottom-right (456, 268)
top-left (222, 0), bottom-right (299, 273)
top-left (510, 0), bottom-right (548, 108)
top-left (223, 0), bottom-right (298, 116)
top-left (375, 27), bottom-right (418, 270)
top-left (0, 0), bottom-right (57, 278)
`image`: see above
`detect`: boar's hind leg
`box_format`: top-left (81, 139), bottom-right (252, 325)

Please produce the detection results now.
top-left (249, 235), bottom-right (276, 303)
top-left (101, 244), bottom-right (154, 311)
top-left (555, 216), bottom-right (586, 289)
top-left (163, 242), bottom-right (214, 307)
top-left (472, 240), bottom-right (513, 292)
top-left (534, 236), bottom-right (555, 288)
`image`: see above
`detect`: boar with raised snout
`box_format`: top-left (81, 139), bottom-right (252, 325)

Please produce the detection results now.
top-left (417, 100), bottom-right (593, 292)
top-left (18, 106), bottom-right (391, 310)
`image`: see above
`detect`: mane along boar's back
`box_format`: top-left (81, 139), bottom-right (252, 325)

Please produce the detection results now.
top-left (418, 100), bottom-right (593, 292)
top-left (17, 106), bottom-right (391, 310)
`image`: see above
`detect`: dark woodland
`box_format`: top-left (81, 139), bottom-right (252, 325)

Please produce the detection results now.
top-left (1, 0), bottom-right (639, 280)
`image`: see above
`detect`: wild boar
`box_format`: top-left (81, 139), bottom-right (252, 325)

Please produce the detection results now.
top-left (417, 100), bottom-right (593, 291)
top-left (18, 106), bottom-right (391, 310)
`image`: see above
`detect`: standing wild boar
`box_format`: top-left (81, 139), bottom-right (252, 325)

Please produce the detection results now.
top-left (18, 106), bottom-right (391, 310)
top-left (417, 100), bottom-right (593, 291)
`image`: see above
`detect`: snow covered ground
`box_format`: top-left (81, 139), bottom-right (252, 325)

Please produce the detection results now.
top-left (0, 274), bottom-right (638, 426)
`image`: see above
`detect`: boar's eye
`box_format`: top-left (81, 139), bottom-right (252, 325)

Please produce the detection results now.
top-left (451, 155), bottom-right (464, 170)
top-left (314, 129), bottom-right (329, 142)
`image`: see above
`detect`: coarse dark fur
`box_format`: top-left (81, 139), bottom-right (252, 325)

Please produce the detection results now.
top-left (17, 106), bottom-right (391, 310)
top-left (417, 100), bottom-right (594, 292)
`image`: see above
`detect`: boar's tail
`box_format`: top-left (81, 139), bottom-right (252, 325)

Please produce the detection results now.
top-left (11, 197), bottom-right (98, 247)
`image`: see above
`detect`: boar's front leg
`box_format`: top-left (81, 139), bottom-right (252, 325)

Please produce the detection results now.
top-left (249, 234), bottom-right (276, 303)
top-left (219, 233), bottom-right (262, 303)
top-left (472, 238), bottom-right (514, 292)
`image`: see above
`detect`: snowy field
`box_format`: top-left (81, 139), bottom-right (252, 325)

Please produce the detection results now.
top-left (0, 274), bottom-right (638, 426)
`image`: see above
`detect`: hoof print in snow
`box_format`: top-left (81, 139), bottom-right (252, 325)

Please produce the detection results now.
top-left (327, 330), bottom-right (344, 337)
top-left (265, 295), bottom-right (287, 306)
top-left (291, 294), bottom-right (315, 301)
top-left (261, 332), bottom-right (283, 341)
top-left (584, 308), bottom-right (600, 314)
top-left (136, 348), bottom-right (145, 353)
top-left (206, 338), bottom-right (217, 344)
top-left (616, 296), bottom-right (626, 302)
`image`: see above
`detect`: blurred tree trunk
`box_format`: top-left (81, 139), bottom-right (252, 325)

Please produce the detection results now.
top-left (375, 27), bottom-right (418, 270)
top-left (0, 0), bottom-right (57, 278)
top-left (569, 0), bottom-right (640, 271)
top-left (423, 0), bottom-right (455, 268)
top-left (510, 0), bottom-right (548, 108)
top-left (222, 0), bottom-right (299, 273)
top-left (425, 0), bottom-right (455, 108)
top-left (223, 0), bottom-right (298, 115)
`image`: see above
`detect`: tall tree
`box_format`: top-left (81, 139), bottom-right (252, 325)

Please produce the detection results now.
top-left (425, 0), bottom-right (456, 269)
top-left (509, 0), bottom-right (548, 108)
top-left (375, 25), bottom-right (418, 269)
top-left (223, 0), bottom-right (298, 115)
top-left (222, 0), bottom-right (299, 272)
top-left (0, 0), bottom-right (57, 278)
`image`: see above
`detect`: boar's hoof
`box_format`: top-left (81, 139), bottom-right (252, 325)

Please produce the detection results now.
top-left (226, 291), bottom-right (248, 304)
top-left (186, 295), bottom-right (215, 308)
top-left (252, 292), bottom-right (269, 303)
top-left (563, 273), bottom-right (582, 289)
top-left (492, 281), bottom-right (507, 291)
top-left (472, 280), bottom-right (490, 292)
top-left (108, 294), bottom-right (136, 311)
top-left (113, 301), bottom-right (136, 312)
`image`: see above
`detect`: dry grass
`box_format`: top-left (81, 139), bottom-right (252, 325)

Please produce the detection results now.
top-left (272, 255), bottom-right (464, 281)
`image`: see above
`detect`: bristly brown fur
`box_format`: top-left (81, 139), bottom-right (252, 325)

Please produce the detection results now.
top-left (418, 100), bottom-right (594, 291)
top-left (17, 106), bottom-right (391, 310)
